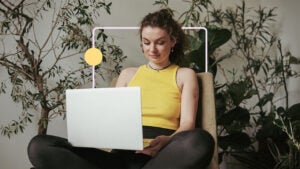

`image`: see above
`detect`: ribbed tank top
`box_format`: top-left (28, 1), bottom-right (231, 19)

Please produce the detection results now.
top-left (128, 64), bottom-right (181, 130)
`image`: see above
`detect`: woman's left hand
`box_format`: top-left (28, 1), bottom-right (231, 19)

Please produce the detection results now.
top-left (136, 135), bottom-right (171, 157)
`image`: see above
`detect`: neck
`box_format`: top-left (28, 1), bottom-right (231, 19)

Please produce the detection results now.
top-left (148, 62), bottom-right (171, 71)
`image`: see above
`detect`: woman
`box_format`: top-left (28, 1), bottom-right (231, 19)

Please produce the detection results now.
top-left (28, 9), bottom-right (214, 169)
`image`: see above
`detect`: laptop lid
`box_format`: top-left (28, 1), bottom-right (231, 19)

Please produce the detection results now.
top-left (66, 87), bottom-right (143, 150)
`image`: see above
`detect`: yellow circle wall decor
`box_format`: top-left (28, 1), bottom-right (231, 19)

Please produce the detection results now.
top-left (84, 48), bottom-right (103, 66)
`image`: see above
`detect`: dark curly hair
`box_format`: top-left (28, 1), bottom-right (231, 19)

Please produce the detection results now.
top-left (139, 9), bottom-right (187, 64)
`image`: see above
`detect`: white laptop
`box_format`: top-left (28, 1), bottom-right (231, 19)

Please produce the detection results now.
top-left (66, 87), bottom-right (143, 150)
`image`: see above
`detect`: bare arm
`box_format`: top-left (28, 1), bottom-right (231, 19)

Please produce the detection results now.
top-left (174, 68), bottom-right (199, 133)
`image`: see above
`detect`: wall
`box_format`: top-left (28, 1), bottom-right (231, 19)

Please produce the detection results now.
top-left (0, 1), bottom-right (299, 169)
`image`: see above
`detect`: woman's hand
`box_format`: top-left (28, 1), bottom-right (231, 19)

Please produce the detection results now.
top-left (136, 135), bottom-right (171, 157)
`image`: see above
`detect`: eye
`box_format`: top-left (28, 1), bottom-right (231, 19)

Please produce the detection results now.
top-left (142, 40), bottom-right (150, 45)
top-left (157, 41), bottom-right (165, 45)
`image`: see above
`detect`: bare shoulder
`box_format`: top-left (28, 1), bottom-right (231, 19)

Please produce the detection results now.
top-left (177, 67), bottom-right (198, 89)
top-left (116, 67), bottom-right (138, 87)
top-left (177, 67), bottom-right (197, 80)
top-left (121, 67), bottom-right (138, 76)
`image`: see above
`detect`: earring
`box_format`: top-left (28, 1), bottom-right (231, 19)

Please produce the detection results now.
top-left (171, 48), bottom-right (174, 53)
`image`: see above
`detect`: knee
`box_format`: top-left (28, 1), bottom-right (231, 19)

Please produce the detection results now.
top-left (27, 135), bottom-right (48, 161)
top-left (192, 129), bottom-right (215, 155)
top-left (175, 128), bottom-right (215, 156)
top-left (170, 129), bottom-right (215, 168)
top-left (27, 134), bottom-right (65, 163)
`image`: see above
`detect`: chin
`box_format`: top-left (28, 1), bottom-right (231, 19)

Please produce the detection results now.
top-left (147, 57), bottom-right (159, 62)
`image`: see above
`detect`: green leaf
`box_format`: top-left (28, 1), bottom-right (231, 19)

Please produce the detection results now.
top-left (15, 78), bottom-right (23, 85)
top-left (184, 26), bottom-right (231, 74)
top-left (215, 93), bottom-right (226, 117)
top-left (0, 82), bottom-right (7, 94)
top-left (230, 152), bottom-right (271, 169)
top-left (218, 106), bottom-right (250, 128)
top-left (227, 78), bottom-right (254, 106)
top-left (218, 132), bottom-right (251, 150)
top-left (19, 125), bottom-right (24, 133)
top-left (186, 34), bottom-right (201, 51)
top-left (33, 93), bottom-right (42, 101)
top-left (256, 116), bottom-right (284, 141)
top-left (198, 25), bottom-right (232, 53)
top-left (290, 56), bottom-right (300, 64)
top-left (186, 48), bottom-right (216, 74)
top-left (276, 106), bottom-right (286, 116)
top-left (256, 93), bottom-right (274, 107)
top-left (287, 103), bottom-right (300, 121)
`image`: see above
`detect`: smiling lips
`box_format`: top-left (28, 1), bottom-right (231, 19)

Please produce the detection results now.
top-left (149, 54), bottom-right (160, 59)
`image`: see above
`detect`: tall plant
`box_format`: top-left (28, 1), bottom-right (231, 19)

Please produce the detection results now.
top-left (0, 0), bottom-right (126, 136)
top-left (206, 1), bottom-right (300, 168)
top-left (154, 0), bottom-right (300, 168)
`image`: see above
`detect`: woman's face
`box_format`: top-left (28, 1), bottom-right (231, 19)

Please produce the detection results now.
top-left (141, 26), bottom-right (176, 65)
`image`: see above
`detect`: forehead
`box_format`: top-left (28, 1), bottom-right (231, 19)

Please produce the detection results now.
top-left (141, 26), bottom-right (170, 40)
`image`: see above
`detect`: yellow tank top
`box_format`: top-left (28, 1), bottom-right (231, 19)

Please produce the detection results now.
top-left (128, 64), bottom-right (181, 130)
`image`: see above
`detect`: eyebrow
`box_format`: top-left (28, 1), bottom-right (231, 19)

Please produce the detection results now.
top-left (142, 36), bottom-right (168, 42)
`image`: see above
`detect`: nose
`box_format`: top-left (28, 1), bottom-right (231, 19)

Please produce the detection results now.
top-left (149, 44), bottom-right (157, 52)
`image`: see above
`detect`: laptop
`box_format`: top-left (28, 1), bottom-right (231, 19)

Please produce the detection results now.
top-left (66, 87), bottom-right (143, 150)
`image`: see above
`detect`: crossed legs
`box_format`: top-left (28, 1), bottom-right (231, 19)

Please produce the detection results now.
top-left (28, 128), bottom-right (214, 169)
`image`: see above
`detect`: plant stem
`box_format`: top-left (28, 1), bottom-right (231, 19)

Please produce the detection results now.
top-left (277, 40), bottom-right (289, 109)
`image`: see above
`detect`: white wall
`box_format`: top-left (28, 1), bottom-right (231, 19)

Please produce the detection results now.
top-left (276, 0), bottom-right (300, 106)
top-left (0, 1), bottom-right (299, 169)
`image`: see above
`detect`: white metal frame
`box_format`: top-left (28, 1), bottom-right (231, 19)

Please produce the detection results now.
top-left (91, 26), bottom-right (208, 88)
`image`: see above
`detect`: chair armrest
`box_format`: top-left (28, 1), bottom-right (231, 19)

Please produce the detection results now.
top-left (197, 72), bottom-right (219, 169)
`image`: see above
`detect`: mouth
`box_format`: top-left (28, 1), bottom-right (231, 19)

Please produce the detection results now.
top-left (149, 54), bottom-right (160, 59)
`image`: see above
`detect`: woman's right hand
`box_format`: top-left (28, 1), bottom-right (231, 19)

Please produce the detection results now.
top-left (136, 135), bottom-right (171, 157)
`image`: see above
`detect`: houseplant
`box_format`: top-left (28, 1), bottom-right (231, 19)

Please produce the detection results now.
top-left (0, 0), bottom-right (126, 136)
top-left (212, 1), bottom-right (300, 168)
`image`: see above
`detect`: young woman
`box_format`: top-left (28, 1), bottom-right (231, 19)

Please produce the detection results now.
top-left (27, 9), bottom-right (214, 169)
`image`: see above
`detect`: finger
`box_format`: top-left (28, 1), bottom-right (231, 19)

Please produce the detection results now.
top-left (136, 149), bottom-right (153, 156)
top-left (149, 137), bottom-right (161, 147)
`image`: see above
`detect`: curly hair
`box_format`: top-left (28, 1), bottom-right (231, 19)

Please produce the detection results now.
top-left (139, 9), bottom-right (187, 64)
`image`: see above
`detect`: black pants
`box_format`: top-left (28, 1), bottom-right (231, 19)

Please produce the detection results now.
top-left (28, 128), bottom-right (214, 169)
